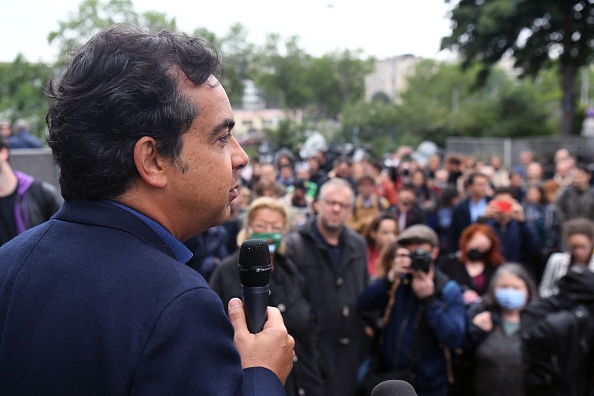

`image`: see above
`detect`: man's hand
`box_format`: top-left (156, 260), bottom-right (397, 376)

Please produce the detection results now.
top-left (472, 311), bottom-right (493, 332)
top-left (387, 247), bottom-right (412, 282)
top-left (510, 200), bottom-right (525, 222)
top-left (411, 266), bottom-right (435, 299)
top-left (484, 201), bottom-right (499, 219)
top-left (228, 298), bottom-right (295, 384)
top-left (463, 289), bottom-right (480, 305)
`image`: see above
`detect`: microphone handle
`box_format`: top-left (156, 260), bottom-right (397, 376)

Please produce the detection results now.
top-left (242, 285), bottom-right (269, 333)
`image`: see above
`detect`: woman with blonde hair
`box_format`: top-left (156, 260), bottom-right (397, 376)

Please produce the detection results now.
top-left (210, 197), bottom-right (323, 395)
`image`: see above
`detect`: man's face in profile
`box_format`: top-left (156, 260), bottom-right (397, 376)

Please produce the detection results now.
top-left (164, 76), bottom-right (248, 239)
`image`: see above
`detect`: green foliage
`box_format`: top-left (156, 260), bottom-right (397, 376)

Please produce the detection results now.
top-left (252, 34), bottom-right (315, 111)
top-left (0, 55), bottom-right (53, 138)
top-left (397, 60), bottom-right (556, 143)
top-left (3, 0), bottom-right (578, 157)
top-left (339, 100), bottom-right (400, 157)
top-left (335, 59), bottom-right (558, 156)
top-left (264, 118), bottom-right (307, 154)
top-left (251, 36), bottom-right (374, 120)
top-left (441, 0), bottom-right (594, 136)
top-left (308, 50), bottom-right (375, 119)
top-left (48, 0), bottom-right (176, 65)
top-left (194, 24), bottom-right (256, 108)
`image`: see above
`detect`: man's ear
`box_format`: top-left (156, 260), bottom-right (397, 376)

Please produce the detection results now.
top-left (0, 147), bottom-right (8, 162)
top-left (431, 246), bottom-right (440, 261)
top-left (312, 200), bottom-right (320, 213)
top-left (133, 136), bottom-right (168, 188)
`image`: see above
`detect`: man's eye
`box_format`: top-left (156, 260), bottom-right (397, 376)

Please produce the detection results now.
top-left (219, 133), bottom-right (230, 143)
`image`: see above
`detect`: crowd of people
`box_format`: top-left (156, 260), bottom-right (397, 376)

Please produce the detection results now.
top-left (1, 22), bottom-right (593, 396)
top-left (3, 112), bottom-right (594, 396)
top-left (0, 119), bottom-right (43, 149)
top-left (186, 144), bottom-right (594, 396)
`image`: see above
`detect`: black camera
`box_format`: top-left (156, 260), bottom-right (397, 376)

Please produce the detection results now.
top-left (408, 248), bottom-right (433, 273)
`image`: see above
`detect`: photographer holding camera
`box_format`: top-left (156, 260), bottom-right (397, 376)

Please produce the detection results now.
top-left (357, 225), bottom-right (466, 396)
top-left (481, 187), bottom-right (540, 273)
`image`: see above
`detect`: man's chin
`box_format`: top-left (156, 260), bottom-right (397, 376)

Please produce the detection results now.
top-left (323, 222), bottom-right (343, 232)
top-left (208, 205), bottom-right (231, 229)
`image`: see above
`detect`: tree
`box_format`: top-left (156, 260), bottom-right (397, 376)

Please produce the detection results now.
top-left (0, 55), bottom-right (54, 138)
top-left (211, 24), bottom-right (256, 108)
top-left (251, 35), bottom-right (374, 122)
top-left (339, 100), bottom-right (400, 157)
top-left (441, 0), bottom-right (594, 137)
top-left (264, 118), bottom-right (307, 154)
top-left (48, 0), bottom-right (176, 64)
top-left (337, 59), bottom-right (557, 154)
top-left (308, 50), bottom-right (375, 119)
top-left (252, 34), bottom-right (314, 111)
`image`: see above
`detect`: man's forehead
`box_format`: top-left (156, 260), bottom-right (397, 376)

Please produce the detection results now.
top-left (494, 193), bottom-right (514, 201)
top-left (325, 184), bottom-right (351, 195)
top-left (402, 242), bottom-right (432, 250)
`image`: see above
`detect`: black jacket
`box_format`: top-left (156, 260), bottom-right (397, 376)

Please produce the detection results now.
top-left (449, 198), bottom-right (472, 253)
top-left (438, 254), bottom-right (498, 296)
top-left (1, 171), bottom-right (62, 246)
top-left (284, 218), bottom-right (369, 396)
top-left (521, 265), bottom-right (594, 396)
top-left (389, 203), bottom-right (427, 229)
top-left (210, 251), bottom-right (324, 396)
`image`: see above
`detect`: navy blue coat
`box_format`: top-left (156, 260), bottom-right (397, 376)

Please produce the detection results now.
top-left (357, 271), bottom-right (466, 393)
top-left (449, 198), bottom-right (473, 253)
top-left (0, 200), bottom-right (283, 395)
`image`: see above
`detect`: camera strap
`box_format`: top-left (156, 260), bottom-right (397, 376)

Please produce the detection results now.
top-left (403, 305), bottom-right (427, 374)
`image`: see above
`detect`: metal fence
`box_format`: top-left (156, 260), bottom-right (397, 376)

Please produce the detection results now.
top-left (11, 148), bottom-right (60, 190)
top-left (445, 136), bottom-right (594, 168)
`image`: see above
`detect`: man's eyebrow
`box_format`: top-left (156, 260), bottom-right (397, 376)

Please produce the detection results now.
top-left (212, 118), bottom-right (235, 135)
top-left (210, 118), bottom-right (235, 136)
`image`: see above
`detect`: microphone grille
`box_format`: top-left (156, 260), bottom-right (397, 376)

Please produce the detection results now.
top-left (371, 380), bottom-right (418, 396)
top-left (238, 239), bottom-right (272, 287)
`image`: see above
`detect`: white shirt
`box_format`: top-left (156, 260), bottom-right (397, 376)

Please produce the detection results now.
top-left (539, 251), bottom-right (594, 298)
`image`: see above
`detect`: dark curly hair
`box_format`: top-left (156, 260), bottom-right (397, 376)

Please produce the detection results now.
top-left (45, 23), bottom-right (222, 200)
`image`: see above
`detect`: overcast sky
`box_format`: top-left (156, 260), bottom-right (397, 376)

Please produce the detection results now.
top-left (0, 0), bottom-right (456, 63)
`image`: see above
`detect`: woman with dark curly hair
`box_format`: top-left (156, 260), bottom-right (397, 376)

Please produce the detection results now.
top-left (539, 217), bottom-right (594, 298)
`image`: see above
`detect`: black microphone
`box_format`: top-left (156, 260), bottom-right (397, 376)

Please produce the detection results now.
top-left (238, 239), bottom-right (272, 333)
top-left (371, 380), bottom-right (418, 396)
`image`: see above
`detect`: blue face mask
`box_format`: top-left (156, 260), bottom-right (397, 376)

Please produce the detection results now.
top-left (495, 288), bottom-right (527, 311)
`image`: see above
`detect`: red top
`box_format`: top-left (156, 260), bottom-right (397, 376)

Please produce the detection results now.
top-left (367, 245), bottom-right (380, 276)
top-left (473, 271), bottom-right (486, 294)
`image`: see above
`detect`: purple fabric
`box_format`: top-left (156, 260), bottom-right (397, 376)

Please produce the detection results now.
top-left (13, 171), bottom-right (34, 234)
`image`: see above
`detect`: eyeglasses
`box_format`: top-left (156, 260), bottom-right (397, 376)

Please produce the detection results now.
top-left (323, 199), bottom-right (351, 210)
top-left (250, 223), bottom-right (285, 234)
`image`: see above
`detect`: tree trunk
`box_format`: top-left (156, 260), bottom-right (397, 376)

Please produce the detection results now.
top-left (560, 64), bottom-right (578, 137)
